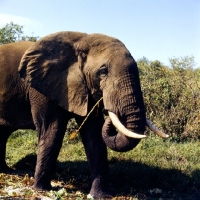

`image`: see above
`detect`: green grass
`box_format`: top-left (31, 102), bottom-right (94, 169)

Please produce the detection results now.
top-left (2, 130), bottom-right (200, 199)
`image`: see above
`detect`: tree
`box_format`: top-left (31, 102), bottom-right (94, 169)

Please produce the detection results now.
top-left (0, 22), bottom-right (39, 44)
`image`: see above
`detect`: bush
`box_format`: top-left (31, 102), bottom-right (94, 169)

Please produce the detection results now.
top-left (138, 56), bottom-right (200, 141)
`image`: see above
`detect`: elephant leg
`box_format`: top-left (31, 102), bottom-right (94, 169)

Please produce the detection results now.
top-left (77, 111), bottom-right (111, 198)
top-left (34, 123), bottom-right (67, 190)
top-left (29, 88), bottom-right (68, 191)
top-left (0, 126), bottom-right (15, 173)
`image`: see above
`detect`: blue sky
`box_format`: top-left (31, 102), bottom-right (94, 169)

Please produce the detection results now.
top-left (0, 0), bottom-right (199, 67)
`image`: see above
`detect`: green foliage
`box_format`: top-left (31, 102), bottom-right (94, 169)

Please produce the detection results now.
top-left (4, 131), bottom-right (200, 199)
top-left (0, 22), bottom-right (39, 44)
top-left (138, 56), bottom-right (200, 141)
top-left (6, 130), bottom-right (37, 168)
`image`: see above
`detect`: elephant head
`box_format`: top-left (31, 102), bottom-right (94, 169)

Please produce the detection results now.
top-left (19, 31), bottom-right (168, 152)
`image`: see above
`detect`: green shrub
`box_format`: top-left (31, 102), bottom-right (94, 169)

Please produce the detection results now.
top-left (138, 56), bottom-right (200, 141)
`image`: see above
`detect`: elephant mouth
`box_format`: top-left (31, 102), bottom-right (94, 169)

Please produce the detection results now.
top-left (108, 111), bottom-right (169, 139)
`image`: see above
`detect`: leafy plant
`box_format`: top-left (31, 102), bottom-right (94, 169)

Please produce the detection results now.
top-left (138, 56), bottom-right (200, 141)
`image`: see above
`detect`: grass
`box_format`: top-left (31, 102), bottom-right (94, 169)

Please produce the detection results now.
top-left (1, 129), bottom-right (200, 199)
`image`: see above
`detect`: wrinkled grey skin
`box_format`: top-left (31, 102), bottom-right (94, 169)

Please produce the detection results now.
top-left (0, 41), bottom-right (35, 171)
top-left (0, 32), bottom-right (146, 198)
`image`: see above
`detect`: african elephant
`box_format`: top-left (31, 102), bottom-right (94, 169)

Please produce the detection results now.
top-left (0, 41), bottom-right (35, 169)
top-left (0, 32), bottom-right (169, 198)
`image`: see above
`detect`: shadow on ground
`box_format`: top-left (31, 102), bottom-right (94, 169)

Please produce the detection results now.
top-left (11, 154), bottom-right (200, 199)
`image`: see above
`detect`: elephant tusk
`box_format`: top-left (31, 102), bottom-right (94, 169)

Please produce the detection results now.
top-left (108, 111), bottom-right (147, 139)
top-left (146, 118), bottom-right (169, 138)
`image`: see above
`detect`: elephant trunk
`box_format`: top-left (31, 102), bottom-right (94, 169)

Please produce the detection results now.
top-left (102, 72), bottom-right (147, 151)
top-left (102, 117), bottom-right (140, 152)
top-left (102, 61), bottom-right (169, 152)
top-left (102, 112), bottom-right (169, 152)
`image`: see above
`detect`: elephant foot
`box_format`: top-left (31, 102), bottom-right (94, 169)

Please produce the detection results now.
top-left (89, 177), bottom-right (113, 199)
top-left (33, 182), bottom-right (52, 191)
top-left (89, 191), bottom-right (112, 199)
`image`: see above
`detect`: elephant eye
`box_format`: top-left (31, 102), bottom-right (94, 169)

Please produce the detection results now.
top-left (99, 65), bottom-right (108, 79)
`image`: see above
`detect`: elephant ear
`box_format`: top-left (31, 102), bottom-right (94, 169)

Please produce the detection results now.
top-left (19, 36), bottom-right (89, 116)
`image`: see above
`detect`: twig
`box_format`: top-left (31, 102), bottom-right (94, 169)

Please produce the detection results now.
top-left (70, 97), bottom-right (103, 139)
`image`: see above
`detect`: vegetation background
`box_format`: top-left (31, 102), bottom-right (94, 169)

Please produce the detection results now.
top-left (0, 22), bottom-right (200, 199)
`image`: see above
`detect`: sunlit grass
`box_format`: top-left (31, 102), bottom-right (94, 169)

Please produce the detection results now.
top-left (2, 130), bottom-right (200, 199)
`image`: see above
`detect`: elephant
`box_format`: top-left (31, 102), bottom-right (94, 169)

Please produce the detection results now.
top-left (0, 32), bottom-right (169, 198)
top-left (0, 41), bottom-right (35, 171)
